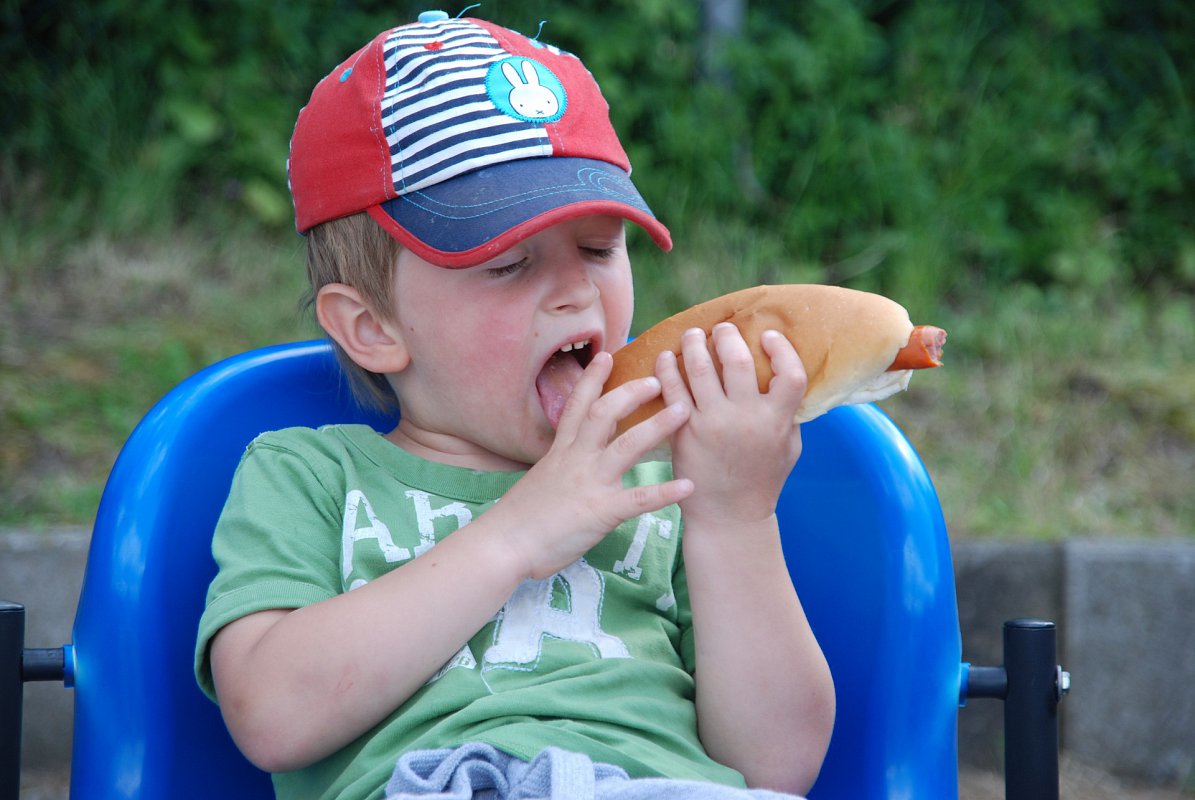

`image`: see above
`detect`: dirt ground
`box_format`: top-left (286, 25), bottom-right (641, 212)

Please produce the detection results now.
top-left (19, 758), bottom-right (1191, 799)
top-left (959, 757), bottom-right (1190, 800)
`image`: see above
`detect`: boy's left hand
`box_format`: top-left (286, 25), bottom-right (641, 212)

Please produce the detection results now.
top-left (656, 322), bottom-right (807, 527)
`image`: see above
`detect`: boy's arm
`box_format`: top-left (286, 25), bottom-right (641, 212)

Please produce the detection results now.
top-left (210, 518), bottom-right (524, 772)
top-left (681, 514), bottom-right (835, 795)
top-left (658, 325), bottom-right (836, 795)
top-left (209, 355), bottom-right (693, 773)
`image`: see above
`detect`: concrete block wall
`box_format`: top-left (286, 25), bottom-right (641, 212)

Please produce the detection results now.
top-left (955, 537), bottom-right (1195, 789)
top-left (1063, 539), bottom-right (1195, 786)
top-left (1, 530), bottom-right (88, 770)
top-left (4, 530), bottom-right (1194, 789)
top-left (954, 540), bottom-right (1064, 772)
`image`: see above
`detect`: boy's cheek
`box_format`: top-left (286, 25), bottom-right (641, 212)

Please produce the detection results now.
top-left (607, 297), bottom-right (635, 350)
top-left (454, 322), bottom-right (535, 376)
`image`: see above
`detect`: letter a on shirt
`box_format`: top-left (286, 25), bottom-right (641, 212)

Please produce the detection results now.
top-left (342, 489), bottom-right (410, 590)
top-left (485, 558), bottom-right (630, 667)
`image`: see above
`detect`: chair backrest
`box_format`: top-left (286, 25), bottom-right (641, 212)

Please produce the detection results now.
top-left (70, 342), bottom-right (394, 799)
top-left (68, 340), bottom-right (960, 799)
top-left (789, 401), bottom-right (961, 798)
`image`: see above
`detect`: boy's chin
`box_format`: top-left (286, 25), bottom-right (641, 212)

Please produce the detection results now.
top-left (524, 428), bottom-right (557, 463)
top-left (482, 424), bottom-right (553, 470)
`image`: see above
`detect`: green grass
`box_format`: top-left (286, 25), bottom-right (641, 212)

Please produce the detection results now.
top-left (2, 220), bottom-right (1192, 538)
top-left (0, 220), bottom-right (314, 525)
top-left (883, 287), bottom-right (1195, 537)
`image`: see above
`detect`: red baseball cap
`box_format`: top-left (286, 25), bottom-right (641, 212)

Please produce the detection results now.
top-left (287, 12), bottom-right (672, 267)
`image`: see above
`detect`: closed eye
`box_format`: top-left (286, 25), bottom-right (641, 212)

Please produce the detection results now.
top-left (582, 246), bottom-right (618, 260)
top-left (487, 258), bottom-right (530, 278)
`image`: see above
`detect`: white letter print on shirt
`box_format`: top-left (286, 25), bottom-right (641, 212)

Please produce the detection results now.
top-left (485, 558), bottom-right (630, 668)
top-left (406, 490), bottom-right (472, 557)
top-left (614, 512), bottom-right (676, 611)
top-left (341, 490), bottom-right (472, 590)
top-left (613, 513), bottom-right (672, 580)
top-left (341, 489), bottom-right (410, 591)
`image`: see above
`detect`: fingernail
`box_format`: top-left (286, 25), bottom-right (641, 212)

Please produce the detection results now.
top-left (586, 351), bottom-right (610, 369)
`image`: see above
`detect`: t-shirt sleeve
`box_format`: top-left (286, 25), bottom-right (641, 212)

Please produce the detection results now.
top-left (194, 432), bottom-right (345, 701)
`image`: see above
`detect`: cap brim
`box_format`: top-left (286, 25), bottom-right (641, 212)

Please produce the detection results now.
top-left (368, 157), bottom-right (672, 268)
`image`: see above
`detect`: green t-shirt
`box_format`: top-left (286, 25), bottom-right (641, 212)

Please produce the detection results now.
top-left (195, 424), bottom-right (745, 800)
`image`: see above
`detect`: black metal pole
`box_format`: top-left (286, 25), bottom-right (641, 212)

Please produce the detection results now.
top-left (1, 601), bottom-right (26, 800)
top-left (1003, 618), bottom-right (1061, 800)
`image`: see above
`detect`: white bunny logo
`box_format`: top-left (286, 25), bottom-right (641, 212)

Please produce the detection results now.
top-left (503, 59), bottom-right (558, 118)
top-left (486, 57), bottom-right (567, 123)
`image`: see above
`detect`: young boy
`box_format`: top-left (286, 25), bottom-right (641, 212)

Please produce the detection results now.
top-left (195, 11), bottom-right (834, 800)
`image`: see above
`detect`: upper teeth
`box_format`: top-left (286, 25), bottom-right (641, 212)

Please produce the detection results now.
top-left (559, 340), bottom-right (590, 353)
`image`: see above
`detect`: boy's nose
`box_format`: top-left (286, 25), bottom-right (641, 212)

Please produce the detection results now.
top-left (548, 258), bottom-right (600, 311)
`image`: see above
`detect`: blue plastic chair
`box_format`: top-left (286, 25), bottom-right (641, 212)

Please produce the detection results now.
top-left (1, 340), bottom-right (1062, 799)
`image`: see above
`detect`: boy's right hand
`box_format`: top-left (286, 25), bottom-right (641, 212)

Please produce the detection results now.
top-left (493, 351), bottom-right (693, 581)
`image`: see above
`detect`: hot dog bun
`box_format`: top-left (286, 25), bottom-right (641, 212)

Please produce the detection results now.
top-left (605, 284), bottom-right (944, 435)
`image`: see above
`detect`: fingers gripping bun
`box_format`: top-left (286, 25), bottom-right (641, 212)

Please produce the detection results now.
top-left (606, 285), bottom-right (929, 436)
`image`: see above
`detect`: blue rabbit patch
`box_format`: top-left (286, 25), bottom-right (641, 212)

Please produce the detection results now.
top-left (486, 57), bottom-right (567, 124)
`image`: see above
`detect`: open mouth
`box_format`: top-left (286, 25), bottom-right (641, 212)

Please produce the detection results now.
top-left (536, 338), bottom-right (595, 429)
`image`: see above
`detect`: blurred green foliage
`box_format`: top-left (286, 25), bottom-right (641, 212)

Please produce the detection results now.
top-left (4, 0), bottom-right (1193, 298)
top-left (3, 0), bottom-right (1193, 533)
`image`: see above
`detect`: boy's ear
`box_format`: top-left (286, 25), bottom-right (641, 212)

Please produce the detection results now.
top-left (315, 284), bottom-right (411, 374)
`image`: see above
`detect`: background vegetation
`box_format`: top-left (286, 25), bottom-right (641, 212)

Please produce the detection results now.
top-left (2, 0), bottom-right (1193, 537)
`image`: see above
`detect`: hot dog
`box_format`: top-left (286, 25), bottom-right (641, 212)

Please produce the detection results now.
top-left (605, 284), bottom-right (945, 435)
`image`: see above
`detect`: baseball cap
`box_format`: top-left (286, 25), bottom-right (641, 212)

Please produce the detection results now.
top-left (287, 10), bottom-right (672, 268)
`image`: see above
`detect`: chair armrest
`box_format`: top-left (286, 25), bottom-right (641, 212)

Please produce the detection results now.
top-left (2, 601), bottom-right (71, 800)
top-left (961, 618), bottom-right (1070, 800)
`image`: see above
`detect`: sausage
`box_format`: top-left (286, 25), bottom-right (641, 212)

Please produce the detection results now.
top-left (888, 325), bottom-right (947, 371)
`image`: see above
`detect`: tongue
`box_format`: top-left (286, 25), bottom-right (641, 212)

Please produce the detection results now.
top-left (536, 352), bottom-right (585, 429)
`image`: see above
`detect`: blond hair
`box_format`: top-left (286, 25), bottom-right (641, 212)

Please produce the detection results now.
top-left (304, 213), bottom-right (404, 413)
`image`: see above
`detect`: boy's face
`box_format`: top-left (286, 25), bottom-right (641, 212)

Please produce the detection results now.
top-left (386, 215), bottom-right (635, 470)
